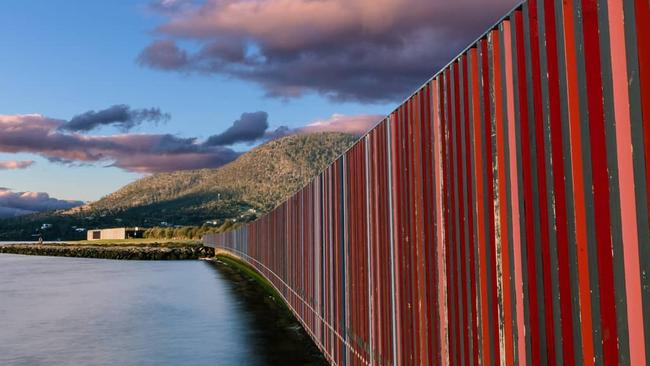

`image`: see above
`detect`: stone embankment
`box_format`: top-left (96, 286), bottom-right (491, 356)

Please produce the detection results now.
top-left (0, 244), bottom-right (214, 260)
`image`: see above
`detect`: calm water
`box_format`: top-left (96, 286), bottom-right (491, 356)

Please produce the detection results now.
top-left (0, 254), bottom-right (325, 366)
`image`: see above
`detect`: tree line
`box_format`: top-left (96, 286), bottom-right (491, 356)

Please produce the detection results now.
top-left (142, 220), bottom-right (244, 241)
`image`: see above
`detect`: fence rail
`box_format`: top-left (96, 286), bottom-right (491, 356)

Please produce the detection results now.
top-left (205, 0), bottom-right (650, 364)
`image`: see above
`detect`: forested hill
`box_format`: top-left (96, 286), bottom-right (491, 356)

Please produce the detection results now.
top-left (90, 132), bottom-right (356, 213)
top-left (0, 133), bottom-right (357, 240)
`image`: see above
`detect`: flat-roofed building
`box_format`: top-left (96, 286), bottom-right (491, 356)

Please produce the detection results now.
top-left (86, 227), bottom-right (144, 241)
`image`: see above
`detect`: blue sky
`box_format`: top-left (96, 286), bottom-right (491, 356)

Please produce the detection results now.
top-left (0, 1), bottom-right (391, 201)
top-left (0, 0), bottom-right (515, 204)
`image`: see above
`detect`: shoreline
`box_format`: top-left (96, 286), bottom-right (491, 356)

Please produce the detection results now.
top-left (204, 254), bottom-right (327, 365)
top-left (203, 252), bottom-right (289, 311)
top-left (0, 243), bottom-right (214, 260)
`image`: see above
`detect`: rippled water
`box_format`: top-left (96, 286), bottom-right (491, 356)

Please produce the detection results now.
top-left (0, 254), bottom-right (325, 366)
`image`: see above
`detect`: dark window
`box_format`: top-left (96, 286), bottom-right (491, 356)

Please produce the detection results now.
top-left (92, 231), bottom-right (101, 240)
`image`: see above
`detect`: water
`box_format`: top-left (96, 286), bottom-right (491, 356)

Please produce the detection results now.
top-left (0, 254), bottom-right (325, 366)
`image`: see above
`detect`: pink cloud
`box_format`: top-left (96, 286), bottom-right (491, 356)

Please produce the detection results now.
top-left (299, 114), bottom-right (381, 135)
top-left (160, 0), bottom-right (452, 50)
top-left (0, 160), bottom-right (35, 170)
top-left (263, 113), bottom-right (382, 140)
top-left (0, 114), bottom-right (238, 173)
top-left (0, 187), bottom-right (83, 218)
top-left (140, 0), bottom-right (518, 102)
top-left (0, 111), bottom-right (382, 174)
top-left (0, 111), bottom-right (382, 173)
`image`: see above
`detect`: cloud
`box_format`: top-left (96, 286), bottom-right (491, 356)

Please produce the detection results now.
top-left (204, 111), bottom-right (268, 146)
top-left (0, 114), bottom-right (239, 174)
top-left (263, 125), bottom-right (293, 141)
top-left (59, 104), bottom-right (170, 132)
top-left (138, 0), bottom-right (517, 102)
top-left (109, 150), bottom-right (237, 172)
top-left (138, 40), bottom-right (190, 70)
top-left (0, 160), bottom-right (35, 170)
top-left (263, 113), bottom-right (381, 140)
top-left (147, 0), bottom-right (200, 14)
top-left (203, 111), bottom-right (379, 146)
top-left (0, 207), bottom-right (33, 218)
top-left (299, 114), bottom-right (380, 135)
top-left (0, 188), bottom-right (83, 218)
top-left (0, 111), bottom-right (377, 174)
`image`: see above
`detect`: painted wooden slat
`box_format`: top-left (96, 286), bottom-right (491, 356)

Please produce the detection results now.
top-left (203, 2), bottom-right (649, 364)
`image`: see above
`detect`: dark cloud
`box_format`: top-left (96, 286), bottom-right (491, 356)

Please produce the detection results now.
top-left (59, 104), bottom-right (170, 132)
top-left (138, 40), bottom-right (190, 70)
top-left (0, 206), bottom-right (33, 218)
top-left (138, 0), bottom-right (518, 103)
top-left (204, 111), bottom-right (269, 146)
top-left (0, 111), bottom-right (378, 174)
top-left (264, 126), bottom-right (293, 141)
top-left (199, 40), bottom-right (247, 63)
top-left (263, 113), bottom-right (381, 140)
top-left (108, 149), bottom-right (238, 173)
top-left (0, 114), bottom-right (239, 173)
top-left (0, 188), bottom-right (83, 218)
top-left (203, 111), bottom-right (379, 147)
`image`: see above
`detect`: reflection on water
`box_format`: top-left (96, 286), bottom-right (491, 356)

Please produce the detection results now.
top-left (0, 254), bottom-right (326, 366)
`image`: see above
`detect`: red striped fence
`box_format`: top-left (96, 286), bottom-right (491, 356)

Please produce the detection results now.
top-left (204, 0), bottom-right (650, 364)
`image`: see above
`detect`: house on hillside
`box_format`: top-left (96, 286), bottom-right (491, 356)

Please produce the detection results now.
top-left (86, 227), bottom-right (144, 240)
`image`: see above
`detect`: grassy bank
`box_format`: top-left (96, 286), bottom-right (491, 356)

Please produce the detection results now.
top-left (207, 253), bottom-right (326, 365)
top-left (213, 252), bottom-right (289, 311)
top-left (64, 239), bottom-right (201, 247)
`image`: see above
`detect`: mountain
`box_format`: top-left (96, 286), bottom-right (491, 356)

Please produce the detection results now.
top-left (0, 133), bottom-right (357, 240)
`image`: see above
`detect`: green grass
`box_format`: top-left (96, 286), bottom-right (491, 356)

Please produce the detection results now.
top-left (215, 253), bottom-right (290, 312)
top-left (212, 252), bottom-right (327, 365)
top-left (47, 238), bottom-right (202, 247)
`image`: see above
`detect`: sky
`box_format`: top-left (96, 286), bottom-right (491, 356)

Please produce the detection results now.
top-left (0, 0), bottom-right (517, 213)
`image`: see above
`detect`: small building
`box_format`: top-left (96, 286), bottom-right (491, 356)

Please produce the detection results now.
top-left (86, 227), bottom-right (144, 241)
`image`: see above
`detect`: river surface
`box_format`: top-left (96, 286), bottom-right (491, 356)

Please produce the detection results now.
top-left (0, 254), bottom-right (325, 366)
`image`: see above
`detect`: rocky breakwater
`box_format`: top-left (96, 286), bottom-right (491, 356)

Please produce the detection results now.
top-left (0, 243), bottom-right (215, 260)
